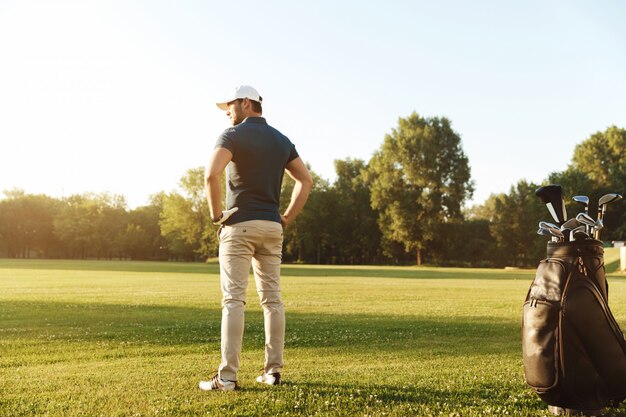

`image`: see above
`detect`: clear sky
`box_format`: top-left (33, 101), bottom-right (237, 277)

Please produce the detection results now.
top-left (1, 0), bottom-right (625, 208)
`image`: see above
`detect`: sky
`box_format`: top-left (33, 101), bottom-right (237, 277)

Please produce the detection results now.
top-left (1, 0), bottom-right (625, 208)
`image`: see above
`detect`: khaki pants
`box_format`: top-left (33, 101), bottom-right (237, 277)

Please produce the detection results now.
top-left (217, 220), bottom-right (284, 381)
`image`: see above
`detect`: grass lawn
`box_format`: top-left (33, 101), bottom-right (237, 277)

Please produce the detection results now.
top-left (1, 259), bottom-right (625, 416)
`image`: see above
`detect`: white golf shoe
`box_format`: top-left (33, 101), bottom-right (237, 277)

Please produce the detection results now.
top-left (256, 371), bottom-right (281, 386)
top-left (199, 374), bottom-right (239, 391)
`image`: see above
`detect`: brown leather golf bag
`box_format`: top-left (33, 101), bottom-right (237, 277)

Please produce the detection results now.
top-left (522, 239), bottom-right (626, 412)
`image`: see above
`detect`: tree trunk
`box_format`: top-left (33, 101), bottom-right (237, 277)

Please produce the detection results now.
top-left (416, 247), bottom-right (422, 266)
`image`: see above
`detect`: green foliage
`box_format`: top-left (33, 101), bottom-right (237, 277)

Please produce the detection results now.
top-left (3, 121), bottom-right (625, 266)
top-left (280, 160), bottom-right (382, 264)
top-left (330, 159), bottom-right (381, 264)
top-left (572, 126), bottom-right (626, 185)
top-left (159, 168), bottom-right (217, 261)
top-left (0, 187), bottom-right (185, 261)
top-left (124, 200), bottom-right (169, 260)
top-left (52, 193), bottom-right (128, 259)
top-left (555, 126), bottom-right (626, 240)
top-left (489, 181), bottom-right (546, 267)
top-left (429, 219), bottom-right (495, 267)
top-left (5, 260), bottom-right (626, 416)
top-left (281, 168), bottom-right (334, 263)
top-left (0, 193), bottom-right (61, 258)
top-left (547, 168), bottom-right (597, 216)
top-left (367, 113), bottom-right (474, 264)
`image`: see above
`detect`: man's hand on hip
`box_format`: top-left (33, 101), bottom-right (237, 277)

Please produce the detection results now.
top-left (213, 207), bottom-right (239, 225)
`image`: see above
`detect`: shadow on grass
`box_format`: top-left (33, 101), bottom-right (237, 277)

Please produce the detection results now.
top-left (273, 379), bottom-right (524, 406)
top-left (0, 258), bottom-right (220, 275)
top-left (0, 259), bottom-right (536, 280)
top-left (1, 300), bottom-right (520, 363)
top-left (281, 265), bottom-right (534, 280)
top-left (605, 258), bottom-right (625, 275)
top-left (202, 379), bottom-right (553, 417)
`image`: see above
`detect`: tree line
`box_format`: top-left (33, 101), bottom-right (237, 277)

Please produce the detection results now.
top-left (1, 114), bottom-right (624, 267)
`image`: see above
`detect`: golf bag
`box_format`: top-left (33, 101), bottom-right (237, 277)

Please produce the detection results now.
top-left (522, 239), bottom-right (626, 411)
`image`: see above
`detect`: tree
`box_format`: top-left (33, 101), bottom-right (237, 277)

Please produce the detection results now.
top-left (281, 168), bottom-right (335, 263)
top-left (489, 180), bottom-right (546, 267)
top-left (571, 126), bottom-right (626, 186)
top-left (0, 197), bottom-right (26, 257)
top-left (429, 219), bottom-right (494, 267)
top-left (159, 168), bottom-right (217, 261)
top-left (554, 126), bottom-right (626, 240)
top-left (331, 158), bottom-right (381, 264)
top-left (0, 192), bottom-right (61, 258)
top-left (94, 194), bottom-right (128, 259)
top-left (547, 168), bottom-right (598, 221)
top-left (53, 193), bottom-right (127, 259)
top-left (123, 195), bottom-right (168, 260)
top-left (367, 113), bottom-right (474, 265)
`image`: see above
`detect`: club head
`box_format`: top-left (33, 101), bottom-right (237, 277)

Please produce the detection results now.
top-left (572, 195), bottom-right (589, 214)
top-left (535, 185), bottom-right (567, 225)
top-left (538, 221), bottom-right (564, 240)
top-left (560, 218), bottom-right (580, 231)
top-left (598, 193), bottom-right (623, 207)
top-left (537, 227), bottom-right (561, 242)
top-left (539, 221), bottom-right (559, 230)
top-left (575, 212), bottom-right (596, 235)
top-left (575, 212), bottom-right (596, 227)
top-left (537, 227), bottom-right (552, 236)
top-left (595, 193), bottom-right (622, 239)
top-left (571, 226), bottom-right (589, 241)
top-left (595, 218), bottom-right (604, 231)
top-left (593, 218), bottom-right (605, 240)
top-left (538, 226), bottom-right (563, 242)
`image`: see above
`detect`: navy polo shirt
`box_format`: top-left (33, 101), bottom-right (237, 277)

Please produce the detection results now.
top-left (214, 117), bottom-right (299, 225)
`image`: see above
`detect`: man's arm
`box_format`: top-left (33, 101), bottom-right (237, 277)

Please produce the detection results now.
top-left (205, 147), bottom-right (233, 222)
top-left (282, 157), bottom-right (313, 227)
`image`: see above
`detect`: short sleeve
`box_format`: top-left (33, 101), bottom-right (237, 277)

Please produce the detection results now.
top-left (288, 143), bottom-right (299, 163)
top-left (215, 130), bottom-right (235, 154)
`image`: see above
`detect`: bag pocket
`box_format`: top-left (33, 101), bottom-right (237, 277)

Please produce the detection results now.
top-left (564, 279), bottom-right (626, 399)
top-left (523, 299), bottom-right (560, 391)
top-left (528, 259), bottom-right (567, 302)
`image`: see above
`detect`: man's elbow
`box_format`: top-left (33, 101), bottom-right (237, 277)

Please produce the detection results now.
top-left (302, 174), bottom-right (314, 191)
top-left (205, 170), bottom-right (221, 185)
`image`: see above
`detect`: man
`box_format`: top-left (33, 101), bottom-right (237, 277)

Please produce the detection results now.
top-left (199, 85), bottom-right (313, 391)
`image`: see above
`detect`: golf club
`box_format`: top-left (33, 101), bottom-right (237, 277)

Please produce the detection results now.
top-left (560, 218), bottom-right (580, 242)
top-left (539, 221), bottom-right (564, 241)
top-left (575, 212), bottom-right (597, 237)
top-left (571, 225), bottom-right (588, 241)
top-left (537, 226), bottom-right (560, 242)
top-left (560, 218), bottom-right (580, 231)
top-left (572, 196), bottom-right (590, 233)
top-left (535, 185), bottom-right (567, 225)
top-left (594, 193), bottom-right (623, 239)
top-left (595, 218), bottom-right (604, 235)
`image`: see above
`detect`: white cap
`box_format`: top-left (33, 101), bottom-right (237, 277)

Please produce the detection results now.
top-left (216, 85), bottom-right (263, 110)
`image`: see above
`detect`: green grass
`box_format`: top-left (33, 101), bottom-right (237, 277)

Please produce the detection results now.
top-left (1, 260), bottom-right (625, 416)
top-left (605, 247), bottom-right (625, 274)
